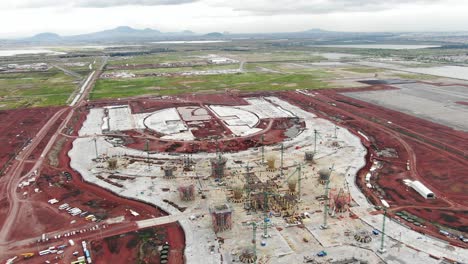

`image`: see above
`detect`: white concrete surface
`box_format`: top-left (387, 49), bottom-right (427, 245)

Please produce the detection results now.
top-left (69, 95), bottom-right (467, 264)
top-left (209, 105), bottom-right (260, 136)
top-left (107, 106), bottom-right (134, 131)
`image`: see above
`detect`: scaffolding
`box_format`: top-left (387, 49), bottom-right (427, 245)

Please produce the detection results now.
top-left (163, 165), bottom-right (176, 178)
top-left (183, 154), bottom-right (193, 171)
top-left (330, 188), bottom-right (350, 213)
top-left (211, 156), bottom-right (228, 179)
top-left (231, 186), bottom-right (244, 203)
top-left (266, 156), bottom-right (276, 172)
top-left (318, 168), bottom-right (331, 184)
top-left (210, 204), bottom-right (232, 233)
top-left (178, 184), bottom-right (195, 201)
top-left (304, 151), bottom-right (315, 162)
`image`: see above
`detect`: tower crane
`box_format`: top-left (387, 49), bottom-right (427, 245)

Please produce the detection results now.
top-left (321, 164), bottom-right (335, 229)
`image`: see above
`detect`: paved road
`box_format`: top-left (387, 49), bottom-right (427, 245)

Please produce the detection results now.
top-left (0, 58), bottom-right (105, 251)
top-left (52, 64), bottom-right (82, 79)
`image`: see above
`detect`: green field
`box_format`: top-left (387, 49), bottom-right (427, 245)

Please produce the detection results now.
top-left (0, 69), bottom-right (78, 109)
top-left (107, 51), bottom-right (204, 66)
top-left (245, 62), bottom-right (335, 77)
top-left (394, 73), bottom-right (439, 80)
top-left (341, 67), bottom-right (383, 74)
top-left (91, 72), bottom-right (329, 100)
top-left (112, 63), bottom-right (240, 75)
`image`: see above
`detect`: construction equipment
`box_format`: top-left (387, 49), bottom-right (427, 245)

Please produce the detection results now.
top-left (378, 209), bottom-right (387, 253)
top-left (93, 137), bottom-right (98, 159)
top-left (284, 163), bottom-right (305, 201)
top-left (262, 192), bottom-right (269, 238)
top-left (334, 125), bottom-right (340, 139)
top-left (21, 253), bottom-right (34, 259)
top-left (249, 222), bottom-right (258, 264)
top-left (321, 164), bottom-right (334, 229)
top-left (313, 129), bottom-right (323, 154)
top-left (145, 138), bottom-right (150, 171)
top-left (243, 162), bottom-right (253, 210)
top-left (261, 135), bottom-right (265, 164)
top-left (280, 143), bottom-right (284, 177)
top-left (260, 190), bottom-right (290, 238)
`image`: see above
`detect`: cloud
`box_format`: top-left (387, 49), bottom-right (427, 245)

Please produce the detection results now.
top-left (4, 0), bottom-right (199, 9)
top-left (208, 0), bottom-right (444, 15)
top-left (76, 0), bottom-right (199, 8)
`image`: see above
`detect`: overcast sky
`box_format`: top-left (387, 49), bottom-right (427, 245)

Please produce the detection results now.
top-left (1, 0), bottom-right (468, 37)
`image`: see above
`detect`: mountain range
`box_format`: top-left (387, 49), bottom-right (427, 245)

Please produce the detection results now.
top-left (2, 26), bottom-right (467, 45)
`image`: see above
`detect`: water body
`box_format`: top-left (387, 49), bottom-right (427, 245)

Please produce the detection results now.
top-left (152, 40), bottom-right (230, 44)
top-left (312, 44), bottom-right (440, 50)
top-left (315, 52), bottom-right (360, 60)
top-left (403, 66), bottom-right (468, 80)
top-left (0, 49), bottom-right (66, 56)
top-left (357, 61), bottom-right (468, 81)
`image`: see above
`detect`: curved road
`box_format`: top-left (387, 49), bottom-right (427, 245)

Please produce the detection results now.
top-left (0, 58), bottom-right (106, 250)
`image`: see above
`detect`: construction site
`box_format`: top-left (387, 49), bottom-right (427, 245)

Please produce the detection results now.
top-left (1, 46), bottom-right (467, 264)
top-left (40, 78), bottom-right (464, 264)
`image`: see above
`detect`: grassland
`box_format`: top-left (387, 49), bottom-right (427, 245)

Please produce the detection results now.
top-left (393, 73), bottom-right (439, 80)
top-left (221, 50), bottom-right (325, 62)
top-left (341, 67), bottom-right (383, 74)
top-left (107, 49), bottom-right (325, 66)
top-left (0, 69), bottom-right (78, 109)
top-left (114, 63), bottom-right (240, 75)
top-left (91, 72), bottom-right (329, 100)
top-left (245, 62), bottom-right (335, 77)
top-left (107, 51), bottom-right (204, 66)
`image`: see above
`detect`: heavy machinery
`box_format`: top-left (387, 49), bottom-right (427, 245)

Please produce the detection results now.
top-left (21, 253), bottom-right (35, 259)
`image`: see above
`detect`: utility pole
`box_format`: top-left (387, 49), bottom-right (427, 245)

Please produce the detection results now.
top-left (145, 139), bottom-right (150, 171)
top-left (321, 164), bottom-right (334, 229)
top-left (93, 137), bottom-right (98, 159)
top-left (250, 222), bottom-right (257, 264)
top-left (334, 126), bottom-right (339, 139)
top-left (297, 164), bottom-right (302, 201)
top-left (245, 163), bottom-right (252, 210)
top-left (378, 209), bottom-right (387, 253)
top-left (280, 143), bottom-right (284, 178)
top-left (261, 135), bottom-right (265, 164)
top-left (314, 129), bottom-right (320, 154)
top-left (263, 191), bottom-right (269, 238)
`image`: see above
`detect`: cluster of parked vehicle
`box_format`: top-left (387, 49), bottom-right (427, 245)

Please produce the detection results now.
top-left (58, 203), bottom-right (97, 221)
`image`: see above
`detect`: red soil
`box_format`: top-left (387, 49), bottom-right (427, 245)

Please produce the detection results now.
top-left (2, 106), bottom-right (185, 263)
top-left (124, 117), bottom-right (303, 153)
top-left (27, 108), bottom-right (70, 160)
top-left (455, 101), bottom-right (468, 106)
top-left (90, 223), bottom-right (185, 264)
top-left (0, 107), bottom-right (63, 176)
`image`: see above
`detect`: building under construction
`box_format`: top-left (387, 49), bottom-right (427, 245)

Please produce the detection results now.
top-left (266, 156), bottom-right (276, 172)
top-left (211, 156), bottom-right (228, 179)
top-left (318, 168), bottom-right (331, 184)
top-left (304, 151), bottom-right (315, 162)
top-left (330, 188), bottom-right (350, 213)
top-left (163, 164), bottom-right (176, 178)
top-left (210, 204), bottom-right (232, 233)
top-left (178, 184), bottom-right (195, 201)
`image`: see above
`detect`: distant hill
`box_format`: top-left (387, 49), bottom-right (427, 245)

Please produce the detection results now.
top-left (2, 26), bottom-right (464, 45)
top-left (25, 32), bottom-right (62, 42)
top-left (302, 28), bottom-right (330, 34)
top-left (203, 32), bottom-right (224, 38)
top-left (13, 26), bottom-right (201, 44)
top-left (67, 26), bottom-right (162, 41)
